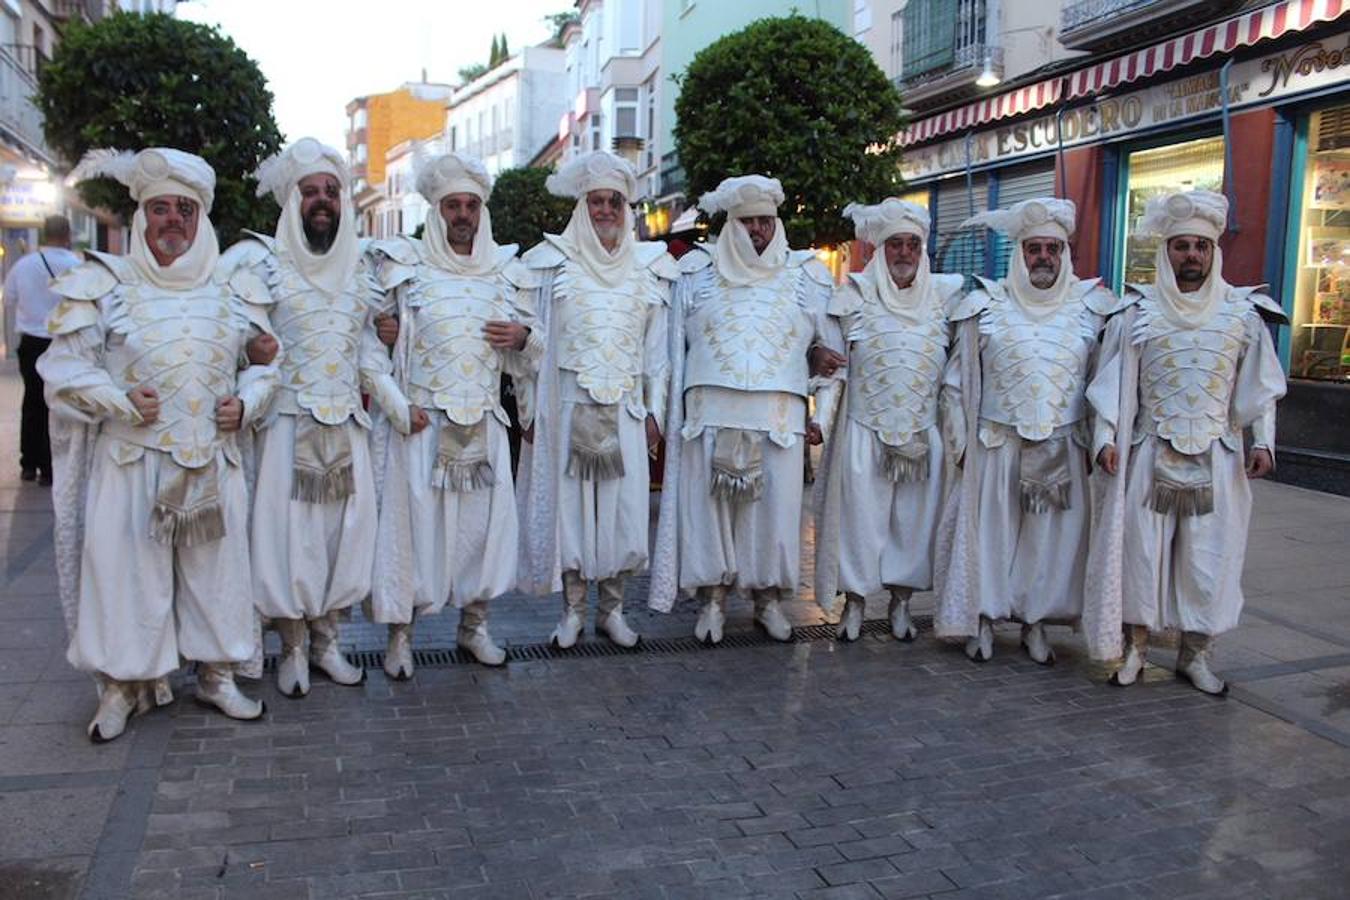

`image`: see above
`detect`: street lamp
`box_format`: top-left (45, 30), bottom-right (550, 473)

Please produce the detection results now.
top-left (976, 51), bottom-right (1001, 87)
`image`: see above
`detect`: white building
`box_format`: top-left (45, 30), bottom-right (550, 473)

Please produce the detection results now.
top-left (446, 44), bottom-right (567, 177)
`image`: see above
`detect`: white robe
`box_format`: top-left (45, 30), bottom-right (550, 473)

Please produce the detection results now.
top-left (1084, 288), bottom-right (1286, 652)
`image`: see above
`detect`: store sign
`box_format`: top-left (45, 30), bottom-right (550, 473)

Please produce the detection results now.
top-left (0, 178), bottom-right (58, 226)
top-left (902, 35), bottom-right (1350, 182)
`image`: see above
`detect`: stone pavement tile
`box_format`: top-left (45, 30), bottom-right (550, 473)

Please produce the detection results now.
top-left (0, 785), bottom-right (116, 860)
top-left (795, 883), bottom-right (885, 899)
top-left (869, 869), bottom-right (957, 899)
top-left (0, 683), bottom-right (30, 724)
top-left (0, 617), bottom-right (64, 650)
top-left (0, 647), bottom-right (50, 684)
top-left (0, 856), bottom-right (87, 900)
top-left (0, 593), bottom-right (63, 622)
top-left (10, 679), bottom-right (101, 725)
top-left (0, 722), bottom-right (130, 775)
top-left (817, 857), bottom-right (900, 886)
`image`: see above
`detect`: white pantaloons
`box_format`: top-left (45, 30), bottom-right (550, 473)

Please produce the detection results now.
top-left (68, 442), bottom-right (255, 682)
top-left (251, 416), bottom-right (376, 621)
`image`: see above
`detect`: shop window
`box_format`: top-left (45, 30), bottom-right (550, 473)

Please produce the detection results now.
top-left (1120, 136), bottom-right (1224, 287)
top-left (1289, 106), bottom-right (1350, 382)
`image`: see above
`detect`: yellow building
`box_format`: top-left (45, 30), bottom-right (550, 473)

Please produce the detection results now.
top-left (345, 83), bottom-right (452, 190)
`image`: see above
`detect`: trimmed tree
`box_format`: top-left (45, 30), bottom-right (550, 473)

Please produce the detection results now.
top-left (673, 14), bottom-right (905, 248)
top-left (35, 12), bottom-right (284, 243)
top-left (488, 167), bottom-right (575, 253)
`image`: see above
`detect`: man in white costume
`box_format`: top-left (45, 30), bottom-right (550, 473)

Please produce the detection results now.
top-left (369, 151), bottom-right (539, 676)
top-left (814, 199), bottom-right (965, 641)
top-left (648, 175), bottom-right (838, 643)
top-left (1085, 190), bottom-right (1286, 695)
top-left (221, 138), bottom-right (410, 697)
top-left (39, 148), bottom-right (277, 741)
top-left (936, 198), bottom-right (1123, 663)
top-left (517, 151), bottom-right (676, 649)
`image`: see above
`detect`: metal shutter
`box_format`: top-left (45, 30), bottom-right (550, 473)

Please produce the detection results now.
top-left (990, 161), bottom-right (1057, 278)
top-left (933, 173), bottom-right (988, 277)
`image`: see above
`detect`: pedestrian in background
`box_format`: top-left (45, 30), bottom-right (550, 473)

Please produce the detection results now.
top-left (4, 214), bottom-right (80, 485)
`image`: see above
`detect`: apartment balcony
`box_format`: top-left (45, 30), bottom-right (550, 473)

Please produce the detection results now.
top-left (896, 0), bottom-right (1002, 111)
top-left (47, 0), bottom-right (110, 22)
top-left (0, 47), bottom-right (51, 161)
top-left (1059, 0), bottom-right (1233, 52)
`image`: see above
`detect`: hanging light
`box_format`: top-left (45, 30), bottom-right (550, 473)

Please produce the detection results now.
top-left (976, 51), bottom-right (1001, 88)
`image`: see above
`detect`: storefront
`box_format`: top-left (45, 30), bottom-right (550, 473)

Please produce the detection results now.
top-left (898, 1), bottom-right (1350, 491)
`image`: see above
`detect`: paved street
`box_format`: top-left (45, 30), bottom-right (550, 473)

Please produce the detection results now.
top-left (1, 358), bottom-right (1348, 900)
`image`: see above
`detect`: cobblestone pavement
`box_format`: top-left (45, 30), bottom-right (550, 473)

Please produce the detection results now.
top-left (1, 360), bottom-right (1349, 900)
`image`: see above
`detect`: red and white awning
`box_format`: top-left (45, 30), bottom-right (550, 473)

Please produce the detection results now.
top-left (901, 0), bottom-right (1349, 147)
top-left (1065, 0), bottom-right (1347, 99)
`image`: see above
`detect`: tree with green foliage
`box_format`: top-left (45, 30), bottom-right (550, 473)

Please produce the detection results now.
top-left (544, 10), bottom-right (580, 45)
top-left (35, 12), bottom-right (283, 243)
top-left (498, 34), bottom-right (510, 62)
top-left (459, 62), bottom-right (488, 84)
top-left (490, 34), bottom-right (502, 67)
top-left (487, 167), bottom-right (575, 253)
top-left (673, 15), bottom-right (905, 248)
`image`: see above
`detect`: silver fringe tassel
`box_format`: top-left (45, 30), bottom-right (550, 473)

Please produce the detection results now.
top-left (149, 501), bottom-right (226, 548)
top-left (566, 446), bottom-right (625, 482)
top-left (710, 468), bottom-right (764, 502)
top-left (1148, 479), bottom-right (1214, 517)
top-left (432, 458), bottom-right (496, 493)
top-left (291, 463), bottom-right (355, 503)
top-left (1019, 478), bottom-right (1071, 514)
top-left (882, 445), bottom-right (929, 484)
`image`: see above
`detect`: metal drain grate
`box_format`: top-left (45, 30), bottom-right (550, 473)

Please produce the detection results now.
top-left (260, 615), bottom-right (935, 671)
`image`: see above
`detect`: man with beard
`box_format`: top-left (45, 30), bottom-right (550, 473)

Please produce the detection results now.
top-left (1085, 190), bottom-right (1286, 694)
top-left (648, 175), bottom-right (838, 643)
top-left (221, 138), bottom-right (420, 697)
top-left (368, 151), bottom-right (539, 675)
top-left (38, 148), bottom-right (277, 741)
top-left (516, 151), bottom-right (676, 649)
top-left (814, 199), bottom-right (965, 642)
top-left (935, 198), bottom-right (1123, 663)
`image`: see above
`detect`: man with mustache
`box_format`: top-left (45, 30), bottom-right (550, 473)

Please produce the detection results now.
top-left (813, 199), bottom-right (965, 642)
top-left (936, 199), bottom-right (1124, 663)
top-left (1086, 190), bottom-right (1286, 694)
top-left (220, 138), bottom-right (419, 697)
top-left (38, 148), bottom-right (278, 741)
top-left (516, 151), bottom-right (676, 649)
top-left (368, 151), bottom-right (539, 676)
top-left (648, 175), bottom-right (839, 643)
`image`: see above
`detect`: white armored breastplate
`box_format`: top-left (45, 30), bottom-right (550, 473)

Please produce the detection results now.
top-left (978, 293), bottom-right (1094, 441)
top-left (1136, 297), bottom-right (1247, 455)
top-left (845, 295), bottom-right (948, 445)
top-left (270, 255), bottom-right (367, 424)
top-left (555, 259), bottom-right (649, 405)
top-left (406, 267), bottom-right (512, 425)
top-left (104, 283), bottom-right (241, 468)
top-left (684, 268), bottom-right (813, 397)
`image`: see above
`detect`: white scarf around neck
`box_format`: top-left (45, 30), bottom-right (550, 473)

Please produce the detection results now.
top-left (275, 183), bottom-right (359, 295)
top-left (714, 217), bottom-right (789, 286)
top-left (1007, 238), bottom-right (1073, 318)
top-left (129, 205), bottom-right (220, 290)
top-left (1154, 243), bottom-right (1228, 328)
top-left (555, 197), bottom-right (636, 287)
top-left (869, 244), bottom-right (933, 321)
top-left (422, 201), bottom-right (499, 276)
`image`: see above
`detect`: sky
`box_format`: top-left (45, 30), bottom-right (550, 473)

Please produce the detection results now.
top-left (177, 0), bottom-right (560, 151)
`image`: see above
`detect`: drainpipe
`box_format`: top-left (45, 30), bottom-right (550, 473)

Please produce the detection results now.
top-left (1220, 58), bottom-right (1240, 233)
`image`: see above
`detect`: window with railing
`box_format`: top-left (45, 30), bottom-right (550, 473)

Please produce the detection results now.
top-left (901, 0), bottom-right (986, 81)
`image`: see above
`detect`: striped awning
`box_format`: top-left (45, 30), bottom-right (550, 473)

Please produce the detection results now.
top-left (901, 0), bottom-right (1348, 147)
top-left (1065, 0), bottom-right (1348, 99)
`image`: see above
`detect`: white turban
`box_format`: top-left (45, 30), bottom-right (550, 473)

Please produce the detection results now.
top-left (546, 151), bottom-right (636, 200)
top-left (412, 150), bottom-right (499, 276)
top-left (843, 198), bottom-right (930, 245)
top-left (845, 198), bottom-right (934, 318)
top-left (964, 197), bottom-right (1077, 315)
top-left (698, 174), bottom-right (785, 220)
top-left (70, 147), bottom-right (220, 289)
top-left (252, 138), bottom-right (358, 296)
top-left (698, 174), bottom-right (789, 286)
top-left (1140, 189), bottom-right (1230, 327)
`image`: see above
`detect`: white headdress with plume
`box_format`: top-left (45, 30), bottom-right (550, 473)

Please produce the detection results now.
top-left (545, 151), bottom-right (637, 200)
top-left (698, 174), bottom-right (784, 219)
top-left (843, 197), bottom-right (930, 245)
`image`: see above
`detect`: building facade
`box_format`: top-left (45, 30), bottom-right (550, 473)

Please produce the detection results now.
top-left (882, 0), bottom-right (1350, 492)
top-left (446, 44), bottom-right (567, 178)
top-left (345, 82), bottom-right (453, 193)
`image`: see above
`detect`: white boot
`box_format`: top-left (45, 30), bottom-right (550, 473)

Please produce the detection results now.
top-left (88, 678), bottom-right (139, 743)
top-left (309, 612), bottom-right (365, 685)
top-left (836, 593), bottom-right (864, 642)
top-left (964, 616), bottom-right (994, 662)
top-left (694, 585), bottom-right (727, 645)
top-left (1178, 632), bottom-right (1227, 696)
top-left (550, 571), bottom-right (587, 649)
top-left (275, 618), bottom-right (310, 698)
top-left (196, 664), bottom-right (265, 720)
top-left (1021, 622), bottom-right (1055, 666)
top-left (597, 577), bottom-right (640, 648)
top-left (753, 588), bottom-right (792, 642)
top-left (888, 587), bottom-right (918, 642)
top-left (384, 622), bottom-right (414, 681)
top-left (1109, 625), bottom-right (1149, 686)
top-left (458, 600), bottom-right (506, 666)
